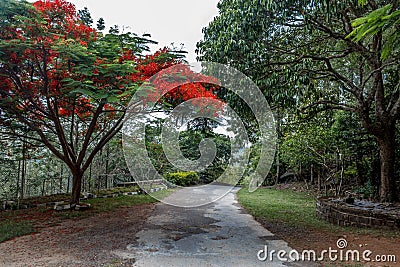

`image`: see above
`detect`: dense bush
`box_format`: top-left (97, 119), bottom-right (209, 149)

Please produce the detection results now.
top-left (164, 172), bottom-right (200, 186)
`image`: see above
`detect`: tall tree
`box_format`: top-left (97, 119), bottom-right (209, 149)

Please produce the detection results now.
top-left (1, 0), bottom-right (222, 205)
top-left (0, 0), bottom-right (174, 205)
top-left (197, 0), bottom-right (400, 202)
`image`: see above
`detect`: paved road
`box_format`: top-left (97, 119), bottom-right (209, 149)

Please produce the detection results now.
top-left (112, 185), bottom-right (316, 267)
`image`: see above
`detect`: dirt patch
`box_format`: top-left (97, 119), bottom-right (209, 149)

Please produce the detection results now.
top-left (256, 217), bottom-right (400, 266)
top-left (0, 203), bottom-right (155, 267)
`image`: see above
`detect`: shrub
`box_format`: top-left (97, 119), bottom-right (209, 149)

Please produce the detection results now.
top-left (164, 172), bottom-right (200, 186)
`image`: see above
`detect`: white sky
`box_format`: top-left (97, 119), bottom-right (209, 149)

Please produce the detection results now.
top-left (66, 0), bottom-right (220, 62)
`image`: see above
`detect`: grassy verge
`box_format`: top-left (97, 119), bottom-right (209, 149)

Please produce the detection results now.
top-left (238, 187), bottom-right (334, 229)
top-left (54, 188), bottom-right (177, 220)
top-left (55, 194), bottom-right (158, 220)
top-left (0, 220), bottom-right (33, 243)
top-left (151, 188), bottom-right (178, 200)
top-left (237, 187), bottom-right (400, 237)
top-left (86, 187), bottom-right (177, 211)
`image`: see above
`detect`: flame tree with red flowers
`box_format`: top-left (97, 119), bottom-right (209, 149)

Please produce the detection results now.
top-left (0, 0), bottom-right (221, 205)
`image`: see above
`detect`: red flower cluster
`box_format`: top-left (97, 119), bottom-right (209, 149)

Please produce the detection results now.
top-left (33, 0), bottom-right (95, 42)
top-left (57, 97), bottom-right (94, 118)
top-left (1, 0), bottom-right (223, 124)
top-left (143, 63), bottom-right (223, 114)
top-left (131, 48), bottom-right (175, 81)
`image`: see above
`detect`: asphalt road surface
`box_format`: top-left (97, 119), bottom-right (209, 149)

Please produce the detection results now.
top-left (112, 184), bottom-right (316, 267)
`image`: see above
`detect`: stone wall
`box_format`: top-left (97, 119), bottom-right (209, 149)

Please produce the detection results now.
top-left (316, 197), bottom-right (400, 229)
top-left (1, 186), bottom-right (167, 211)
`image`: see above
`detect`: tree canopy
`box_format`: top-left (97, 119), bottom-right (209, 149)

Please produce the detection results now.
top-left (197, 0), bottom-right (400, 202)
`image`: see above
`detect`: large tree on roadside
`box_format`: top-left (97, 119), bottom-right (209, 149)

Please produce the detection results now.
top-left (0, 0), bottom-right (220, 205)
top-left (197, 0), bottom-right (400, 202)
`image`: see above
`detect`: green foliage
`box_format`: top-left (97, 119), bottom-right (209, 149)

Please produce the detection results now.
top-left (278, 110), bottom-right (376, 189)
top-left (164, 172), bottom-right (200, 186)
top-left (343, 163), bottom-right (358, 179)
top-left (280, 122), bottom-right (335, 171)
top-left (179, 127), bottom-right (231, 183)
top-left (0, 0), bottom-right (31, 28)
top-left (77, 7), bottom-right (93, 26)
top-left (198, 0), bottom-right (400, 201)
top-left (347, 4), bottom-right (400, 59)
top-left (354, 180), bottom-right (377, 200)
top-left (0, 220), bottom-right (33, 243)
top-left (96, 17), bottom-right (105, 31)
top-left (145, 118), bottom-right (232, 183)
top-left (357, 0), bottom-right (367, 5)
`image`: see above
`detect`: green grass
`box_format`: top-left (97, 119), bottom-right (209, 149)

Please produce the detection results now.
top-left (150, 188), bottom-right (177, 199)
top-left (0, 220), bottom-right (33, 242)
top-left (19, 193), bottom-right (71, 206)
top-left (55, 194), bottom-right (158, 219)
top-left (237, 187), bottom-right (400, 237)
top-left (238, 187), bottom-right (334, 230)
top-left (54, 188), bottom-right (176, 220)
top-left (1, 188), bottom-right (177, 240)
top-left (86, 194), bottom-right (158, 210)
top-left (86, 188), bottom-right (177, 212)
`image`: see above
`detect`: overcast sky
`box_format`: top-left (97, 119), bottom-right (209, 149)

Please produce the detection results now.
top-left (65, 0), bottom-right (220, 62)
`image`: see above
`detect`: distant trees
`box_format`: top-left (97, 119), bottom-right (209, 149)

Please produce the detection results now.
top-left (144, 116), bottom-right (231, 184)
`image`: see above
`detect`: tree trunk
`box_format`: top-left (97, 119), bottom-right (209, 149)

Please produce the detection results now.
top-left (41, 179), bottom-right (45, 196)
top-left (310, 164), bottom-right (314, 185)
top-left (20, 143), bottom-right (26, 199)
top-left (70, 170), bottom-right (83, 206)
top-left (317, 171), bottom-right (321, 192)
top-left (98, 148), bottom-right (103, 192)
top-left (275, 109), bottom-right (280, 186)
top-left (59, 164), bottom-right (63, 194)
top-left (88, 163), bottom-right (92, 192)
top-left (275, 151), bottom-right (280, 185)
top-left (50, 171), bottom-right (54, 195)
top-left (377, 128), bottom-right (398, 202)
top-left (16, 160), bottom-right (21, 199)
top-left (105, 144), bottom-right (110, 189)
top-left (355, 153), bottom-right (364, 186)
top-left (299, 163), bottom-right (302, 182)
